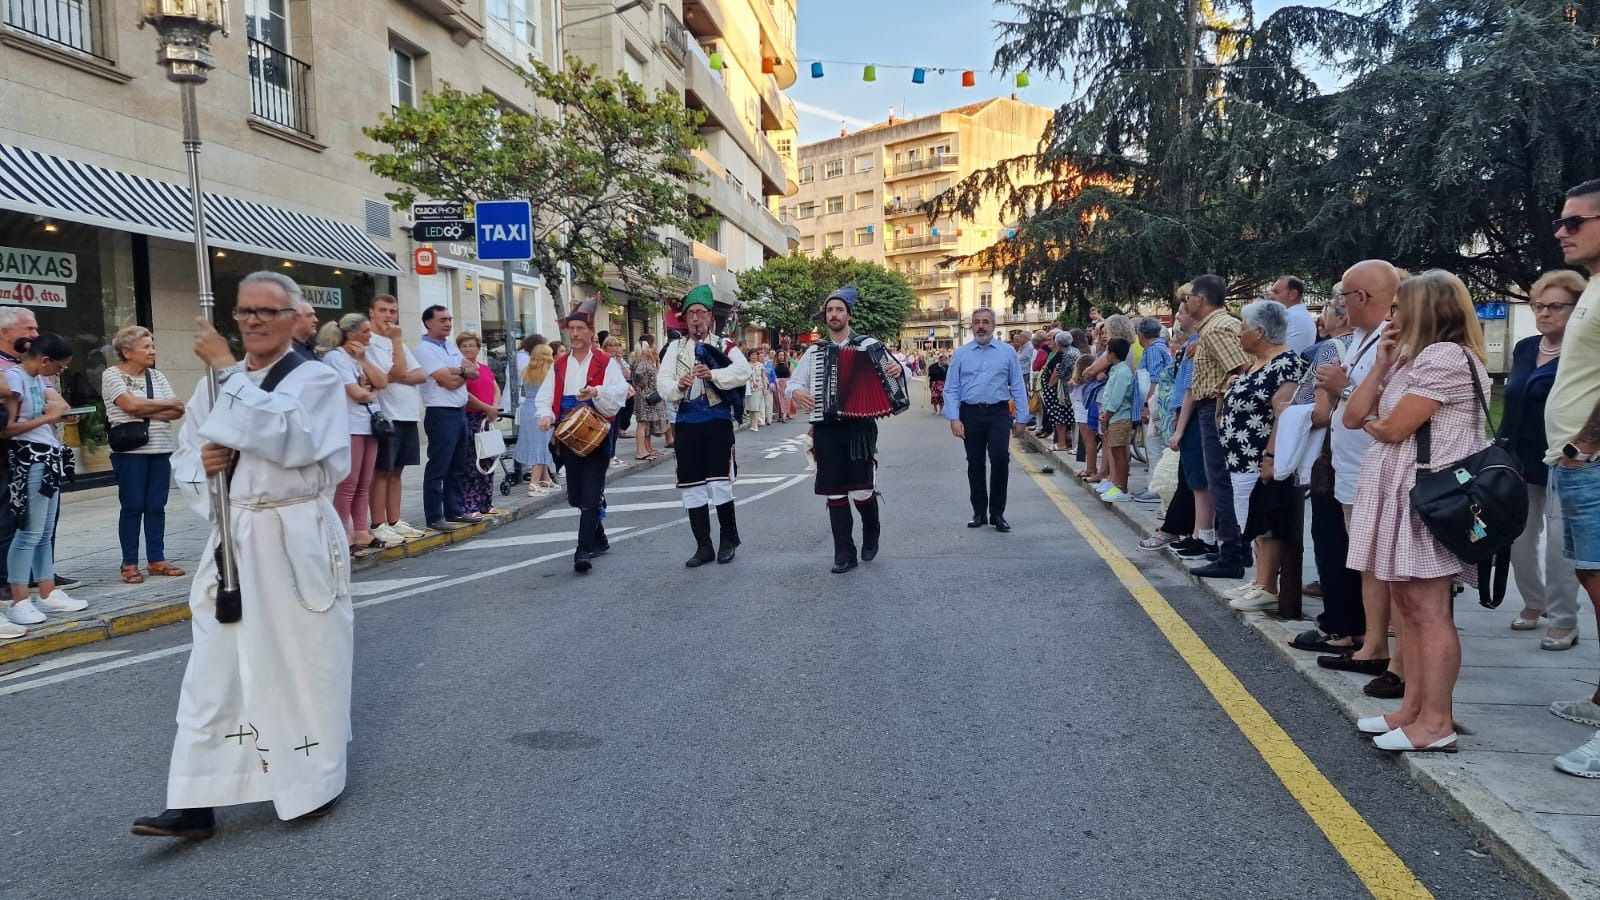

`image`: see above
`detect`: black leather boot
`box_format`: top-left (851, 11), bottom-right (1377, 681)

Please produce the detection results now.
top-left (132, 807), bottom-right (216, 840)
top-left (716, 501), bottom-right (740, 564)
top-left (855, 496), bottom-right (881, 562)
top-left (684, 505), bottom-right (716, 568)
top-left (828, 502), bottom-right (857, 574)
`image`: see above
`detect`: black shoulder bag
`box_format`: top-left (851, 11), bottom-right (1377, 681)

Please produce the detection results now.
top-left (1407, 346), bottom-right (1528, 608)
top-left (107, 370), bottom-right (156, 453)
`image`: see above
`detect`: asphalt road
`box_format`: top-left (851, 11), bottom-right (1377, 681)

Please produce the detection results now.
top-left (0, 387), bottom-right (1543, 899)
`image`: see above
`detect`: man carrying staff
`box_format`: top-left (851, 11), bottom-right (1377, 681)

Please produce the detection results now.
top-left (133, 272), bottom-right (353, 840)
top-left (658, 286), bottom-right (751, 567)
top-left (788, 286), bottom-right (907, 574)
top-left (537, 298), bottom-right (628, 574)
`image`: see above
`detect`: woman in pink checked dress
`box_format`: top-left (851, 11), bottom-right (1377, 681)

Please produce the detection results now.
top-left (1344, 270), bottom-right (1491, 756)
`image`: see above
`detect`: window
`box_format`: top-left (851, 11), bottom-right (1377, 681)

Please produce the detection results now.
top-left (931, 143), bottom-right (951, 156)
top-left (854, 227), bottom-right (874, 246)
top-left (390, 47), bottom-right (416, 111)
top-left (799, 165), bottom-right (814, 184)
top-left (905, 148), bottom-right (921, 162)
top-left (486, 0), bottom-right (541, 67)
top-left (853, 154), bottom-right (874, 173)
top-left (979, 282), bottom-right (994, 307)
top-left (246, 0), bottom-right (312, 136)
top-left (5, 0), bottom-right (107, 59)
top-left (855, 190), bottom-right (874, 210)
top-left (800, 236), bottom-right (816, 253)
top-left (934, 178), bottom-right (952, 195)
top-left (825, 196), bottom-right (844, 215)
top-left (826, 231), bottom-right (844, 249)
top-left (622, 46), bottom-right (645, 84)
top-left (777, 138), bottom-right (794, 160)
top-left (823, 159), bottom-right (844, 179)
top-left (798, 201), bottom-right (816, 219)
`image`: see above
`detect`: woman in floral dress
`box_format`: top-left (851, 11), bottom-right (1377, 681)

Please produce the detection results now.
top-left (631, 338), bottom-right (666, 460)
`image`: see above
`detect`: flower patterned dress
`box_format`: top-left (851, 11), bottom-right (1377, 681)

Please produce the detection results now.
top-left (1347, 343), bottom-right (1491, 584)
top-left (632, 357), bottom-right (667, 435)
top-left (1221, 350), bottom-right (1309, 474)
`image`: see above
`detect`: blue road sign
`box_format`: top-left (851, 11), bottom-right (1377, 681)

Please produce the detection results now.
top-left (474, 200), bottom-right (533, 261)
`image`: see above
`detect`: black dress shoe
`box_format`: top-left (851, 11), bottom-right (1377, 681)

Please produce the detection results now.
top-left (132, 807), bottom-right (215, 840)
top-left (967, 514), bottom-right (987, 528)
top-left (1190, 560), bottom-right (1244, 579)
top-left (294, 793), bottom-right (341, 821)
top-left (992, 516), bottom-right (1011, 533)
top-left (573, 552), bottom-right (592, 574)
top-left (831, 557), bottom-right (858, 574)
top-left (1363, 670), bottom-right (1406, 699)
top-left (446, 514), bottom-right (483, 524)
top-left (51, 574), bottom-right (83, 590)
top-left (1317, 654), bottom-right (1391, 675)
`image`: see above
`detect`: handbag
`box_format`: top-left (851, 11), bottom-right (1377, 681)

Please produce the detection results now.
top-left (1407, 346), bottom-right (1528, 609)
top-left (1307, 335), bottom-right (1352, 499)
top-left (107, 370), bottom-right (155, 453)
top-left (474, 418), bottom-right (507, 474)
top-left (364, 403), bottom-right (394, 438)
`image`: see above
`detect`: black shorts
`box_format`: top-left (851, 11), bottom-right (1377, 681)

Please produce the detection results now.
top-left (374, 420), bottom-right (421, 471)
top-left (673, 418), bottom-right (735, 487)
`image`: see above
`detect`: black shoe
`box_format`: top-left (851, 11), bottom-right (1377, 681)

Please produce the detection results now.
top-left (1191, 560), bottom-right (1245, 579)
top-left (295, 792), bottom-right (342, 821)
top-left (446, 514), bottom-right (483, 524)
top-left (51, 574), bottom-right (82, 590)
top-left (992, 516), bottom-right (1011, 533)
top-left (132, 807), bottom-right (215, 840)
top-left (831, 557), bottom-right (859, 574)
top-left (716, 501), bottom-right (741, 564)
top-left (967, 514), bottom-right (987, 528)
top-left (855, 498), bottom-right (880, 562)
top-left (1363, 670), bottom-right (1406, 699)
top-left (427, 520), bottom-right (464, 532)
top-left (573, 552), bottom-right (592, 574)
top-left (1171, 539), bottom-right (1217, 560)
top-left (1317, 654), bottom-right (1390, 675)
top-left (685, 506), bottom-right (716, 568)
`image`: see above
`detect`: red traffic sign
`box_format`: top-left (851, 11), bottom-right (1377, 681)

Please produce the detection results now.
top-left (414, 246), bottom-right (437, 275)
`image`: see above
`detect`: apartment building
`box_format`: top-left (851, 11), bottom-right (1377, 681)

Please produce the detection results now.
top-left (782, 97), bottom-right (1053, 349)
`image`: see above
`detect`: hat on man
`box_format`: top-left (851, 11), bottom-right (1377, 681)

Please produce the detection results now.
top-left (822, 284), bottom-right (858, 313)
top-left (562, 296), bottom-right (599, 328)
top-left (682, 284), bottom-right (715, 313)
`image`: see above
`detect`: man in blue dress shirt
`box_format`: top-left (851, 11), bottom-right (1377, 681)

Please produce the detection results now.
top-left (943, 307), bottom-right (1031, 532)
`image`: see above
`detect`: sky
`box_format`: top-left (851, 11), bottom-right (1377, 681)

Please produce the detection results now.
top-left (789, 0), bottom-right (1303, 145)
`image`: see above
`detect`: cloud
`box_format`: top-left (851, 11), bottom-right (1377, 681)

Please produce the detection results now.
top-left (791, 99), bottom-right (874, 129)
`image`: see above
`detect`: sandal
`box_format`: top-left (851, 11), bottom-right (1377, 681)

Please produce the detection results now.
top-left (146, 561), bottom-right (185, 577)
top-left (121, 564), bottom-right (145, 584)
top-left (349, 544), bottom-right (374, 561)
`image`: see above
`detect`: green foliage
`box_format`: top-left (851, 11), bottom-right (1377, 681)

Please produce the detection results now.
top-left (360, 55), bottom-right (715, 312)
top-left (736, 249), bottom-right (916, 344)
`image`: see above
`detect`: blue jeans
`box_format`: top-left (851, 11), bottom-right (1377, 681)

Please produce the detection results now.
top-left (7, 462), bottom-right (58, 587)
top-left (1554, 460), bottom-right (1600, 570)
top-left (422, 406), bottom-right (470, 524)
top-left (110, 452), bottom-right (171, 566)
top-left (1198, 402), bottom-right (1247, 564)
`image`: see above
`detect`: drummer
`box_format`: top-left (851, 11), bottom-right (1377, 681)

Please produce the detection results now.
top-left (536, 298), bottom-right (629, 573)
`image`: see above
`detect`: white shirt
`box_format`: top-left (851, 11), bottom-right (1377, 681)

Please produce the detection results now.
top-left (413, 338), bottom-right (467, 409)
top-left (324, 349), bottom-right (373, 436)
top-left (1285, 303), bottom-right (1317, 356)
top-left (655, 337), bottom-right (751, 407)
top-left (102, 366), bottom-right (179, 454)
top-left (366, 333), bottom-right (423, 422)
top-left (534, 348), bottom-right (628, 423)
top-left (1330, 321), bottom-right (1387, 505)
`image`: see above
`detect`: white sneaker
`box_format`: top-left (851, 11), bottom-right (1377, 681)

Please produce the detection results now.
top-left (1103, 487), bottom-right (1132, 503)
top-left (1094, 480), bottom-right (1114, 494)
top-left (1223, 583), bottom-right (1257, 600)
top-left (392, 520), bottom-right (427, 538)
top-left (35, 589), bottom-right (87, 613)
top-left (371, 524), bottom-right (407, 545)
top-left (0, 618), bottom-right (24, 639)
top-left (7, 598), bottom-right (46, 625)
top-left (1228, 586), bottom-right (1278, 611)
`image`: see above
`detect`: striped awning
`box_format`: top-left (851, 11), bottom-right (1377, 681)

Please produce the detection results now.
top-left (0, 143), bottom-right (402, 276)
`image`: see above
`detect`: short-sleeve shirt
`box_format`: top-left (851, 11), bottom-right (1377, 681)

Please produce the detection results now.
top-left (1101, 360), bottom-right (1136, 423)
top-left (414, 338), bottom-right (467, 408)
top-left (324, 348), bottom-right (373, 436)
top-left (1545, 275), bottom-right (1600, 464)
top-left (102, 366), bottom-right (179, 454)
top-left (1331, 323), bottom-right (1389, 504)
top-left (366, 334), bottom-right (423, 422)
top-left (4, 367), bottom-right (60, 447)
top-left (1192, 310), bottom-right (1250, 400)
top-left (1285, 303), bottom-right (1318, 356)
top-left (1168, 335), bottom-right (1199, 412)
top-left (1221, 350), bottom-right (1308, 473)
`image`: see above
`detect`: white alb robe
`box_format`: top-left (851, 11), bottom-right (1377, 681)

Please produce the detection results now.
top-left (166, 354), bottom-right (354, 820)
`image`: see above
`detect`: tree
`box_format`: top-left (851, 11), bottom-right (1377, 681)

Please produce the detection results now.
top-left (360, 56), bottom-right (716, 313)
top-left (736, 250), bottom-right (915, 344)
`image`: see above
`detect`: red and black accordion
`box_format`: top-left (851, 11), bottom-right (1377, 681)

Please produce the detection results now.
top-left (817, 339), bottom-right (911, 422)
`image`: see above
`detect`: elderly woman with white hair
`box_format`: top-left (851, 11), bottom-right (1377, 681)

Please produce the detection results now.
top-left (1219, 299), bottom-right (1309, 610)
top-left (1040, 330), bottom-right (1079, 450)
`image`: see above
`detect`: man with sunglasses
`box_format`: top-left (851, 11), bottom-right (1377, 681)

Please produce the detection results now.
top-left (1543, 179), bottom-right (1600, 779)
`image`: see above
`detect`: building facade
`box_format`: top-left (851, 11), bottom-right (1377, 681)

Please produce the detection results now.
top-left (781, 98), bottom-right (1053, 349)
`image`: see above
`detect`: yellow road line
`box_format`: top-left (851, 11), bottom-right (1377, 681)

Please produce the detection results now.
top-left (1016, 450), bottom-right (1432, 900)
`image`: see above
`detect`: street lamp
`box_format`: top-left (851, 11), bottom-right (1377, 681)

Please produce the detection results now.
top-left (138, 1), bottom-right (245, 625)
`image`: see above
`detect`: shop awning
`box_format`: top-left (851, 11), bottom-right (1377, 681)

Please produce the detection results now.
top-left (0, 143), bottom-right (403, 276)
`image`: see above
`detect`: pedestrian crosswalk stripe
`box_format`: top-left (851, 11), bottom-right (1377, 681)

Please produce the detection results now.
top-left (349, 576), bottom-right (444, 597)
top-left (601, 475), bottom-right (789, 496)
top-left (1016, 449), bottom-right (1433, 900)
top-left (446, 527), bottom-right (637, 552)
top-left (537, 500), bottom-right (684, 519)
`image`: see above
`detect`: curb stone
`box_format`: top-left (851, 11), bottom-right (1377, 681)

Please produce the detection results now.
top-left (0, 452), bottom-right (674, 666)
top-left (1018, 433), bottom-right (1600, 900)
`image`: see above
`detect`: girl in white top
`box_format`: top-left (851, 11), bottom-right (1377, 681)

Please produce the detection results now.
top-left (317, 314), bottom-right (390, 558)
top-left (102, 326), bottom-right (186, 584)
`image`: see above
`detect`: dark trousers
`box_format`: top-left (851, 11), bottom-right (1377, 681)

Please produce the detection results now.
top-left (959, 402), bottom-right (1011, 518)
top-left (0, 478), bottom-right (13, 583)
top-left (1198, 403), bottom-right (1247, 564)
top-left (422, 407), bottom-right (470, 524)
top-left (1311, 494), bottom-right (1365, 637)
top-left (560, 446), bottom-right (610, 555)
top-left (110, 452), bottom-right (172, 566)
top-left (1159, 465), bottom-right (1196, 536)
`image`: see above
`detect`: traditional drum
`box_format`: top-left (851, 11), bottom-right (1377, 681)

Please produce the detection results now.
top-left (553, 405), bottom-right (609, 457)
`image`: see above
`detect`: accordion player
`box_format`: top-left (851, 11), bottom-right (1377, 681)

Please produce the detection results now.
top-left (813, 336), bottom-right (912, 423)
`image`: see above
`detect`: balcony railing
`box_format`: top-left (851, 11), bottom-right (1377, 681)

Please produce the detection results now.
top-left (665, 238), bottom-right (694, 282)
top-left (908, 273), bottom-right (959, 289)
top-left (248, 37), bottom-right (315, 138)
top-left (661, 7), bottom-right (688, 65)
top-left (885, 154), bottom-right (959, 179)
top-left (887, 233), bottom-right (959, 254)
top-left (906, 306), bottom-right (959, 322)
top-left (884, 198), bottom-right (928, 217)
top-left (4, 0), bottom-right (111, 62)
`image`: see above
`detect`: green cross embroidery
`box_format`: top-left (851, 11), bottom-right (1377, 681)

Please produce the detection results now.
top-left (294, 737), bottom-right (319, 756)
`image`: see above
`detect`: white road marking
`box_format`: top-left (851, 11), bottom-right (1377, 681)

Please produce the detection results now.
top-left (538, 500), bottom-right (683, 519)
top-left (446, 527), bottom-right (637, 552)
top-left (0, 474), bottom-right (811, 696)
top-left (348, 576), bottom-right (445, 597)
top-left (601, 475), bottom-right (788, 495)
top-left (0, 647), bottom-right (130, 681)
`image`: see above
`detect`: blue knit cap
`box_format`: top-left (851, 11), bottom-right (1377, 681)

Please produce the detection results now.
top-left (823, 284), bottom-right (858, 313)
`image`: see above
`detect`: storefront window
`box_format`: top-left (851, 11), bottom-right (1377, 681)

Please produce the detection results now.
top-left (208, 251), bottom-right (393, 344)
top-left (474, 277), bottom-right (541, 391)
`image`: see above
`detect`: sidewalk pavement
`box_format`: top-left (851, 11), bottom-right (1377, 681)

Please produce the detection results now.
top-left (0, 450), bottom-right (674, 667)
top-left (1017, 432), bottom-right (1600, 899)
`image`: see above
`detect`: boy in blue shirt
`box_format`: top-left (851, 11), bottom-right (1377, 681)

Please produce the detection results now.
top-left (1098, 338), bottom-right (1136, 503)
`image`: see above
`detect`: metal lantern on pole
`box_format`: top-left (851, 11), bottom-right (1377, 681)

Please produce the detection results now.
top-left (139, 0), bottom-right (245, 625)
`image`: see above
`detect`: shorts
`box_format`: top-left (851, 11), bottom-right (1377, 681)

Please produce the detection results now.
top-left (1180, 422), bottom-right (1207, 490)
top-left (1105, 419), bottom-right (1132, 448)
top-left (373, 420), bottom-right (421, 471)
top-left (1554, 460), bottom-right (1600, 569)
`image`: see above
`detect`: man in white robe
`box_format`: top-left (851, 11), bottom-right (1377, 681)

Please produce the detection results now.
top-left (133, 271), bottom-right (353, 840)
